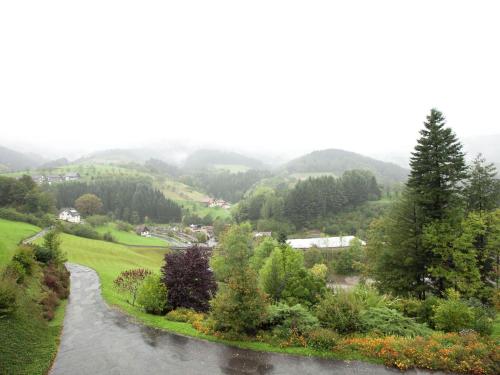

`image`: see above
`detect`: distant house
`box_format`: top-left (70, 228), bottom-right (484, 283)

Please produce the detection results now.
top-left (46, 175), bottom-right (64, 185)
top-left (206, 198), bottom-right (231, 209)
top-left (286, 236), bottom-right (365, 250)
top-left (59, 208), bottom-right (81, 224)
top-left (64, 172), bottom-right (80, 181)
top-left (254, 231), bottom-right (272, 238)
top-left (136, 225), bottom-right (151, 237)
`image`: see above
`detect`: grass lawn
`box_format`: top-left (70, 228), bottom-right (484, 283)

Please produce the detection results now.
top-left (181, 200), bottom-right (232, 220)
top-left (95, 223), bottom-right (168, 247)
top-left (0, 219), bottom-right (66, 375)
top-left (0, 218), bottom-right (40, 266)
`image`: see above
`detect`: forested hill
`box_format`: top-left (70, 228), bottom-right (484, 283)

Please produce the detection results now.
top-left (0, 145), bottom-right (44, 172)
top-left (284, 149), bottom-right (408, 184)
top-left (183, 149), bottom-right (264, 171)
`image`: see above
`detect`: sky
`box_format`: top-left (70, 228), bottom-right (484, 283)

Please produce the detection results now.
top-left (1, 1), bottom-right (499, 161)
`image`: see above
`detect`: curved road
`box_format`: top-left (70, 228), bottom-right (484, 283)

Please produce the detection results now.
top-left (51, 264), bottom-right (440, 375)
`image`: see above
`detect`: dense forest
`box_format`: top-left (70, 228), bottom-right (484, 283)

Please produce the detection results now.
top-left (235, 170), bottom-right (381, 229)
top-left (53, 178), bottom-right (181, 223)
top-left (183, 169), bottom-right (271, 203)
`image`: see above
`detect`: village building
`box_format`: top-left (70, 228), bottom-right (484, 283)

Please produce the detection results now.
top-left (64, 172), bottom-right (81, 181)
top-left (286, 235), bottom-right (365, 250)
top-left (254, 231), bottom-right (272, 238)
top-left (58, 208), bottom-right (81, 224)
top-left (136, 225), bottom-right (151, 237)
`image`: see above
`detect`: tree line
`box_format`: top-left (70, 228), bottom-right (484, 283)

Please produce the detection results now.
top-left (235, 170), bottom-right (381, 229)
top-left (53, 178), bottom-right (182, 223)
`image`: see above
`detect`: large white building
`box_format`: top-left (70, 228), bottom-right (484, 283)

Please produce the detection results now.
top-left (286, 236), bottom-right (365, 250)
top-left (59, 208), bottom-right (81, 224)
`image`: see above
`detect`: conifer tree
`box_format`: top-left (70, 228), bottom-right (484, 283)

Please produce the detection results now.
top-left (408, 109), bottom-right (467, 220)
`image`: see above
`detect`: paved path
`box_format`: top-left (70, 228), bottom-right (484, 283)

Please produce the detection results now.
top-left (22, 227), bottom-right (50, 244)
top-left (51, 264), bottom-right (442, 375)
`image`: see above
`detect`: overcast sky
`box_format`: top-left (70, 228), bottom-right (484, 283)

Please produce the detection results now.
top-left (1, 1), bottom-right (499, 160)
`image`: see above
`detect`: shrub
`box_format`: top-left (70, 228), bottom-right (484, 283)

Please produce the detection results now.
top-left (0, 278), bottom-right (17, 317)
top-left (466, 299), bottom-right (495, 336)
top-left (266, 303), bottom-right (319, 337)
top-left (306, 328), bottom-right (340, 351)
top-left (360, 307), bottom-right (432, 337)
top-left (102, 231), bottom-right (116, 243)
top-left (352, 284), bottom-right (391, 309)
top-left (116, 220), bottom-right (133, 232)
top-left (61, 222), bottom-right (100, 240)
top-left (163, 246), bottom-right (217, 312)
top-left (0, 207), bottom-right (46, 227)
top-left (394, 296), bottom-right (439, 327)
top-left (337, 332), bottom-right (499, 374)
top-left (85, 215), bottom-right (110, 227)
top-left (432, 290), bottom-right (475, 333)
top-left (315, 290), bottom-right (362, 334)
top-left (114, 269), bottom-right (152, 306)
top-left (136, 274), bottom-right (168, 315)
top-left (3, 260), bottom-right (26, 284)
top-left (40, 290), bottom-right (60, 321)
top-left (42, 264), bottom-right (70, 299)
top-left (165, 308), bottom-right (205, 324)
top-left (12, 246), bottom-right (36, 275)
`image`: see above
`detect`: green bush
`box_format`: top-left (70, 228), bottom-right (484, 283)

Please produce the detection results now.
top-left (85, 215), bottom-right (110, 227)
top-left (352, 284), bottom-right (391, 309)
top-left (137, 274), bottom-right (168, 315)
top-left (116, 220), bottom-right (133, 232)
top-left (34, 245), bottom-right (62, 264)
top-left (394, 296), bottom-right (439, 327)
top-left (165, 308), bottom-right (204, 323)
top-left (12, 246), bottom-right (36, 275)
top-left (432, 290), bottom-right (475, 332)
top-left (306, 328), bottom-right (340, 351)
top-left (466, 299), bottom-right (495, 336)
top-left (360, 307), bottom-right (432, 337)
top-left (102, 231), bottom-right (116, 243)
top-left (0, 207), bottom-right (46, 227)
top-left (0, 278), bottom-right (17, 317)
top-left (315, 290), bottom-right (362, 334)
top-left (266, 303), bottom-right (319, 337)
top-left (62, 223), bottom-right (100, 240)
top-left (3, 261), bottom-right (26, 284)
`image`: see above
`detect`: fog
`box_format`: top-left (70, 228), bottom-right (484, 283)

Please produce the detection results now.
top-left (1, 1), bottom-right (499, 162)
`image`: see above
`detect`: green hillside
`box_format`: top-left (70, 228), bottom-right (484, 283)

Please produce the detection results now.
top-left (284, 149), bottom-right (408, 184)
top-left (0, 218), bottom-right (40, 266)
top-left (95, 223), bottom-right (168, 246)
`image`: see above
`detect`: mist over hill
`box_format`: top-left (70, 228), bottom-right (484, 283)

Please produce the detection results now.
top-left (284, 149), bottom-right (409, 184)
top-left (0, 145), bottom-right (45, 172)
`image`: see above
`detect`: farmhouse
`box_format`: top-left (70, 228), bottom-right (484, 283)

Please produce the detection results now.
top-left (286, 235), bottom-right (365, 250)
top-left (58, 208), bottom-right (81, 224)
top-left (136, 225), bottom-right (151, 237)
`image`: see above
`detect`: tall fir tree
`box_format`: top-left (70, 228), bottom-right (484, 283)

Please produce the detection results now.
top-left (465, 154), bottom-right (499, 214)
top-left (408, 109), bottom-right (467, 221)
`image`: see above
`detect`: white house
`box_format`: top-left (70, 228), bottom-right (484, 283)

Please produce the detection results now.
top-left (59, 208), bottom-right (81, 224)
top-left (286, 236), bottom-right (365, 250)
top-left (136, 225), bottom-right (151, 237)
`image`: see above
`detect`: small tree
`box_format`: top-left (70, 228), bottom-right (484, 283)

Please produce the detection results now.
top-left (114, 269), bottom-right (152, 306)
top-left (162, 246), bottom-right (216, 312)
top-left (137, 274), bottom-right (168, 314)
top-left (75, 193), bottom-right (103, 216)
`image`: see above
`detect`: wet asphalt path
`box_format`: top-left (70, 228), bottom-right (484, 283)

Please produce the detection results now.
top-left (50, 264), bottom-right (442, 375)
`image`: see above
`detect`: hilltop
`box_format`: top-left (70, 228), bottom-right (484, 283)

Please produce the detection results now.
top-left (284, 149), bottom-right (409, 185)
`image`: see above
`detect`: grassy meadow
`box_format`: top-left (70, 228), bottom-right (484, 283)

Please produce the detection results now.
top-left (0, 218), bottom-right (40, 266)
top-left (95, 223), bottom-right (168, 246)
top-left (0, 219), bottom-right (65, 375)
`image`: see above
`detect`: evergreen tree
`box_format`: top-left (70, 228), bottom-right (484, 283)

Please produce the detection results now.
top-left (465, 154), bottom-right (499, 214)
top-left (408, 108), bottom-right (467, 220)
top-left (210, 224), bottom-right (268, 334)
